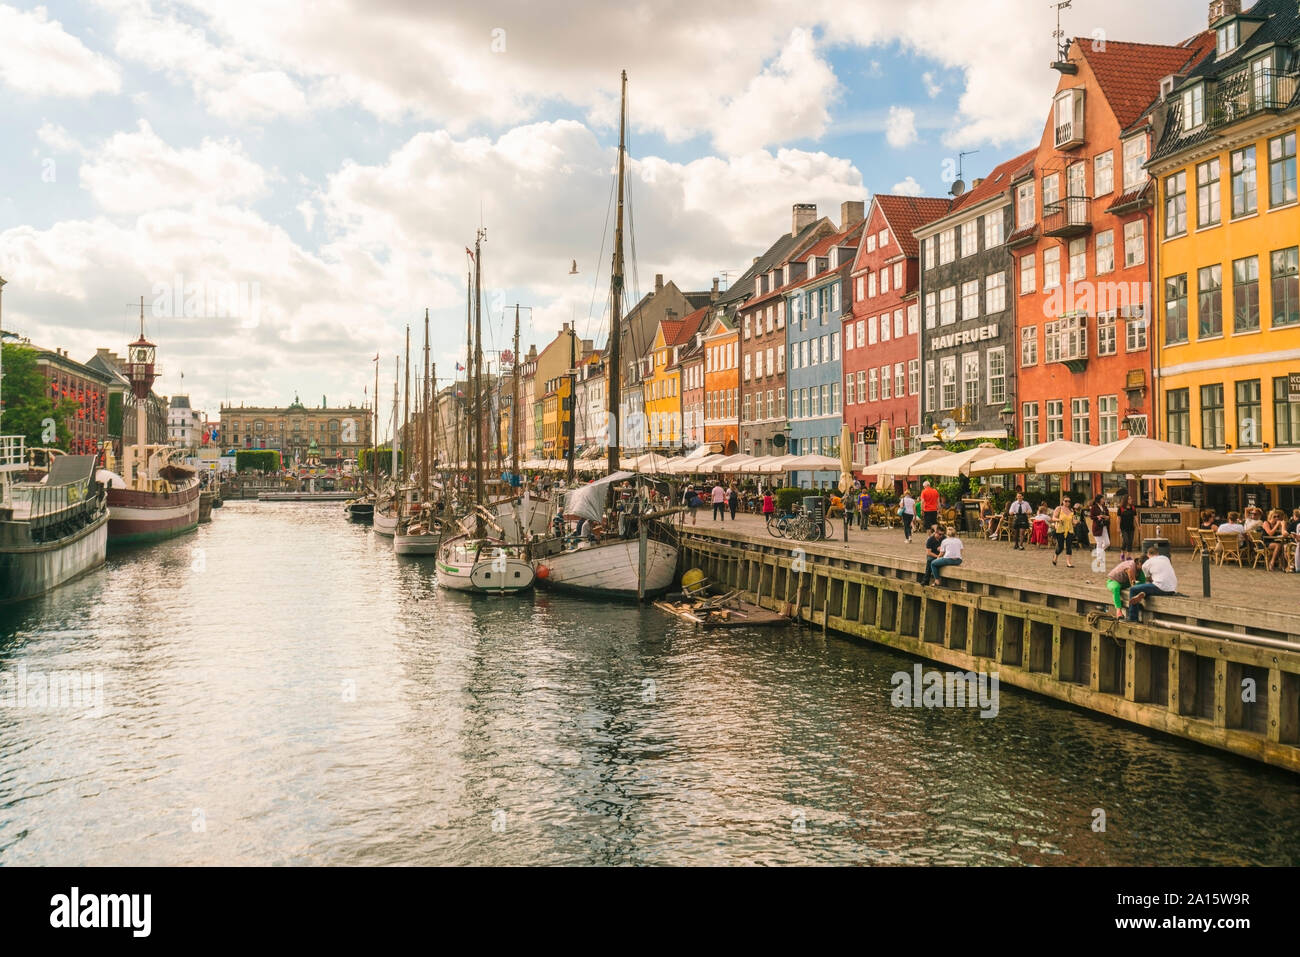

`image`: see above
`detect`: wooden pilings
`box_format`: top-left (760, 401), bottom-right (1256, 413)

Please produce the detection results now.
top-left (679, 529), bottom-right (1300, 774)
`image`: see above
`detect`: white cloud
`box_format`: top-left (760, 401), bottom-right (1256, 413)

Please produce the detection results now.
top-left (296, 201), bottom-right (316, 232)
top-left (714, 29), bottom-right (838, 152)
top-left (0, 4), bottom-right (121, 97)
top-left (891, 176), bottom-right (924, 197)
top-left (921, 72), bottom-right (942, 98)
top-left (77, 121), bottom-right (268, 215)
top-left (37, 122), bottom-right (83, 154)
top-left (206, 70), bottom-right (308, 121)
top-left (885, 106), bottom-right (918, 148)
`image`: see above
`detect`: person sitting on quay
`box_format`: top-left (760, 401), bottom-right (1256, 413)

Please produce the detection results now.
top-left (1106, 554), bottom-right (1146, 621)
top-left (919, 481), bottom-right (940, 531)
top-left (920, 525), bottom-right (945, 585)
top-left (927, 526), bottom-right (964, 586)
top-left (1007, 491), bottom-right (1032, 550)
top-left (1126, 547), bottom-right (1178, 622)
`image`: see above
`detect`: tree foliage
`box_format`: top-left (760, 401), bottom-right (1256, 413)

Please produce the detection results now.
top-left (1, 343), bottom-right (78, 449)
top-left (235, 449), bottom-right (281, 472)
top-left (358, 446), bottom-right (402, 474)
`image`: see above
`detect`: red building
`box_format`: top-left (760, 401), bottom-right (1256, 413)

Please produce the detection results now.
top-left (1008, 35), bottom-right (1212, 495)
top-left (845, 195), bottom-right (952, 477)
top-left (33, 346), bottom-right (114, 454)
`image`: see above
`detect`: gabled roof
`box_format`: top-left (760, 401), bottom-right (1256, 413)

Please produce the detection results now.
top-left (716, 215), bottom-right (833, 306)
top-left (1076, 36), bottom-right (1215, 130)
top-left (664, 305), bottom-right (708, 346)
top-left (948, 150), bottom-right (1036, 215)
top-left (873, 196), bottom-right (954, 258)
top-left (785, 219), bottom-right (868, 291)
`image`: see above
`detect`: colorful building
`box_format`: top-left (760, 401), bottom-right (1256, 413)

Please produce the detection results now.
top-left (32, 346), bottom-right (114, 454)
top-left (1008, 34), bottom-right (1212, 497)
top-left (1149, 0), bottom-right (1300, 512)
top-left (702, 310), bottom-right (739, 454)
top-left (645, 306), bottom-right (708, 450)
top-left (846, 195), bottom-right (949, 476)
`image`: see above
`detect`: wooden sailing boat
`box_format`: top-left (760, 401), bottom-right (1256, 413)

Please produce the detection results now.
top-left (344, 353), bottom-right (379, 522)
top-left (531, 71), bottom-right (680, 600)
top-left (436, 229), bottom-right (534, 594)
top-left (394, 310), bottom-right (441, 554)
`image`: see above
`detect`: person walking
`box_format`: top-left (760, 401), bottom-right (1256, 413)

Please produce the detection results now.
top-left (1116, 493), bottom-right (1138, 559)
top-left (1052, 497), bottom-right (1076, 567)
top-left (1089, 494), bottom-right (1111, 554)
top-left (682, 484), bottom-right (701, 526)
top-left (929, 526), bottom-right (964, 585)
top-left (761, 490), bottom-right (775, 524)
top-left (711, 482), bottom-right (726, 521)
top-left (1007, 491), bottom-right (1032, 550)
top-left (727, 485), bottom-right (739, 521)
top-left (919, 481), bottom-right (940, 531)
top-left (1127, 547), bottom-right (1178, 621)
top-left (1106, 554), bottom-right (1145, 620)
top-left (857, 486), bottom-right (872, 529)
top-left (899, 488), bottom-right (917, 542)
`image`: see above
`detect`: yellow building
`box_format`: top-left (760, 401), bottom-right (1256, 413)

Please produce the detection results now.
top-left (1150, 0), bottom-right (1299, 509)
top-left (540, 374), bottom-right (572, 462)
top-left (642, 307), bottom-right (708, 450)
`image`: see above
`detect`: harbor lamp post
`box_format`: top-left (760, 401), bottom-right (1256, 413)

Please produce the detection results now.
top-left (999, 402), bottom-right (1016, 442)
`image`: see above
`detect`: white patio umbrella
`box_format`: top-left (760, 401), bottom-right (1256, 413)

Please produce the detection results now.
top-left (1190, 452), bottom-right (1300, 484)
top-left (782, 453), bottom-right (842, 470)
top-left (967, 439), bottom-right (1094, 476)
top-left (919, 443), bottom-right (1005, 477)
top-left (1034, 436), bottom-right (1246, 475)
top-left (869, 447), bottom-right (950, 479)
top-left (717, 454), bottom-right (760, 474)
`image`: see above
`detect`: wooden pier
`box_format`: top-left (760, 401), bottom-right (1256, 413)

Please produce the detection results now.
top-left (679, 524), bottom-right (1300, 774)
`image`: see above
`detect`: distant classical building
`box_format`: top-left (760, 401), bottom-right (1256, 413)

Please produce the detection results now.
top-left (28, 345), bottom-right (114, 454)
top-left (167, 394), bottom-right (206, 449)
top-left (219, 394), bottom-right (372, 466)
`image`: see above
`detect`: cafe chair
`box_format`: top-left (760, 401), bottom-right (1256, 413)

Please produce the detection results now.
top-left (1189, 528), bottom-right (1205, 560)
top-left (1216, 531), bottom-right (1244, 567)
top-left (1247, 528), bottom-right (1269, 569)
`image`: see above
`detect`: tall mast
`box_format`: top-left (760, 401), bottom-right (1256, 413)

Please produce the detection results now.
top-left (473, 228), bottom-right (486, 528)
top-left (372, 353), bottom-right (378, 494)
top-left (402, 324), bottom-right (410, 485)
top-left (423, 308), bottom-right (430, 504)
top-left (462, 268), bottom-right (471, 490)
top-left (512, 305), bottom-right (521, 478)
top-left (392, 357), bottom-right (399, 513)
top-left (607, 69), bottom-right (627, 477)
top-left (566, 323), bottom-right (576, 484)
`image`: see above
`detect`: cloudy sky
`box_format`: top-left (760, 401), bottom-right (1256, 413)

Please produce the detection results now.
top-left (0, 0), bottom-right (1208, 421)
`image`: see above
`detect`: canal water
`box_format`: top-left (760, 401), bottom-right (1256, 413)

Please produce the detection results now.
top-left (2, 501), bottom-right (1298, 866)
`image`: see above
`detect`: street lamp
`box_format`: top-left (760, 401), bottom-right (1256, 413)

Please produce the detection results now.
top-left (999, 402), bottom-right (1016, 437)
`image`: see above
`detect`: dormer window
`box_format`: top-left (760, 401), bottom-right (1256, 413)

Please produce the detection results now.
top-left (1054, 88), bottom-right (1085, 149)
top-left (1216, 19), bottom-right (1238, 58)
top-left (1182, 83), bottom-right (1205, 129)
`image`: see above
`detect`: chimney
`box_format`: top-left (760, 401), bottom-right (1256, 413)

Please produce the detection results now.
top-left (654, 273), bottom-right (664, 294)
top-left (839, 200), bottom-right (865, 228)
top-left (710, 277), bottom-right (719, 302)
top-left (971, 178), bottom-right (984, 189)
top-left (1208, 0), bottom-right (1240, 25)
top-left (792, 203), bottom-right (817, 236)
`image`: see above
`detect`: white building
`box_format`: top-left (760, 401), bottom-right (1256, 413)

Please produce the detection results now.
top-left (167, 395), bottom-right (205, 448)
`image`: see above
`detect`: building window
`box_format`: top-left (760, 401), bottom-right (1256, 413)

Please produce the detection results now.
top-left (986, 272), bottom-right (1006, 313)
top-left (1123, 220), bottom-right (1145, 267)
top-left (846, 374), bottom-right (855, 406)
top-left (985, 209), bottom-right (1004, 248)
top-left (1166, 387), bottom-right (1190, 445)
top-left (961, 279), bottom-right (980, 321)
top-left (1092, 150), bottom-right (1113, 197)
top-left (1233, 255), bottom-right (1260, 332)
top-left (907, 304), bottom-right (919, 334)
top-left (1272, 247), bottom-right (1299, 327)
top-left (1197, 158), bottom-right (1221, 227)
top-left (1043, 246), bottom-right (1061, 289)
top-left (961, 352), bottom-right (979, 409)
top-left (1231, 146), bottom-right (1257, 218)
top-left (1071, 397), bottom-right (1090, 444)
top-left (831, 382), bottom-right (840, 415)
top-left (742, 394), bottom-right (751, 422)
top-left (1046, 400), bottom-right (1064, 441)
top-left (908, 359), bottom-right (919, 396)
top-left (1060, 315), bottom-right (1088, 361)
top-left (1273, 377), bottom-right (1300, 447)
top-left (1197, 264), bottom-right (1223, 338)
top-left (1017, 182), bottom-right (1035, 226)
top-left (939, 229), bottom-right (956, 264)
top-left (868, 316), bottom-right (878, 345)
top-left (881, 268), bottom-right (890, 295)
top-left (868, 369), bottom-right (878, 402)
top-left (1095, 229), bottom-right (1114, 274)
top-left (924, 237), bottom-right (935, 269)
top-left (868, 272), bottom-right (877, 298)
top-left (987, 347), bottom-right (1006, 405)
top-left (893, 262), bottom-right (903, 288)
top-left (893, 310), bottom-right (903, 338)
top-left (1021, 326), bottom-right (1038, 367)
top-left (924, 293), bottom-right (936, 329)
top-left (1181, 84), bottom-right (1205, 129)
top-left (1020, 254), bottom-right (1036, 294)
top-left (939, 286), bottom-right (957, 325)
top-left (1022, 402), bottom-right (1040, 446)
top-left (924, 361), bottom-right (935, 412)
top-left (1216, 19), bottom-right (1238, 57)
top-left (1097, 312), bottom-right (1117, 355)
top-left (940, 357), bottom-right (957, 410)
top-left (1122, 136), bottom-right (1147, 191)
top-left (1201, 383), bottom-right (1225, 449)
top-left (1236, 379), bottom-right (1262, 448)
top-left (1099, 394), bottom-right (1119, 444)
top-left (1165, 274), bottom-right (1189, 344)
top-left (891, 363), bottom-right (903, 400)
top-left (1269, 132), bottom-right (1297, 208)
top-left (1165, 170), bottom-right (1187, 237)
top-left (961, 221), bottom-right (978, 258)
top-left (1068, 237), bottom-right (1087, 282)
top-left (1042, 173), bottom-right (1060, 215)
top-left (881, 365), bottom-right (892, 400)
top-left (1044, 320), bottom-right (1060, 363)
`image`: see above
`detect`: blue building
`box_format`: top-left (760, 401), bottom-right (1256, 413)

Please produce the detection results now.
top-left (784, 220), bottom-right (863, 488)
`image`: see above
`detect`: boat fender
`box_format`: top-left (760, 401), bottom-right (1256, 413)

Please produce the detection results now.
top-left (536, 565), bottom-right (550, 579)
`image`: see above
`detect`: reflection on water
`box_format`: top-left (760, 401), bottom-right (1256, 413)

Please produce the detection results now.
top-left (1, 501), bottom-right (1297, 865)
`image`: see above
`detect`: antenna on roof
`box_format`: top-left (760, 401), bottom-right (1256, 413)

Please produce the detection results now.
top-left (1050, 1), bottom-right (1078, 72)
top-left (951, 150), bottom-right (980, 196)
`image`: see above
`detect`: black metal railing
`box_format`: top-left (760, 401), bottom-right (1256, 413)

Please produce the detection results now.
top-left (1211, 68), bottom-right (1298, 129)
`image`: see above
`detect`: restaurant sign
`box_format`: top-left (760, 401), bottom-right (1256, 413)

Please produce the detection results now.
top-left (1139, 511), bottom-right (1182, 526)
top-left (1289, 372), bottom-right (1300, 400)
top-left (930, 324), bottom-right (998, 352)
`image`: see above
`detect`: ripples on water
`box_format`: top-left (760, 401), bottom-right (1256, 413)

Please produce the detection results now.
top-left (1, 501), bottom-right (1297, 865)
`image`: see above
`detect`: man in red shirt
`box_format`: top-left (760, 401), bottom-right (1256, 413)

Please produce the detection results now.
top-left (919, 481), bottom-right (940, 532)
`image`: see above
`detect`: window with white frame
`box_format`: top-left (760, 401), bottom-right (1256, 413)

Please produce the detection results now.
top-left (1123, 220), bottom-right (1145, 267)
top-left (831, 382), bottom-right (840, 415)
top-left (867, 234), bottom-right (876, 253)
top-left (868, 272), bottom-right (877, 298)
top-left (940, 286), bottom-right (957, 325)
top-left (893, 310), bottom-right (903, 338)
top-left (1097, 312), bottom-right (1117, 356)
top-left (1017, 181), bottom-right (1036, 226)
top-left (1094, 150), bottom-right (1114, 196)
top-left (1071, 397), bottom-right (1091, 443)
top-left (987, 347), bottom-right (1006, 405)
top-left (925, 292), bottom-right (937, 329)
top-left (879, 228), bottom-right (889, 247)
top-left (1021, 326), bottom-right (1038, 366)
top-left (1044, 320), bottom-right (1060, 363)
top-left (985, 209), bottom-right (1004, 249)
top-left (881, 364), bottom-right (891, 399)
top-left (743, 353), bottom-right (752, 380)
top-left (1096, 229), bottom-right (1115, 274)
top-left (1022, 401), bottom-right (1040, 445)
top-left (881, 267), bottom-right (890, 294)
top-left (801, 339), bottom-right (809, 366)
top-left (925, 237), bottom-right (935, 269)
top-left (1042, 173), bottom-right (1060, 213)
top-left (908, 358), bottom-right (919, 395)
top-left (856, 277), bottom-right (864, 301)
top-left (1021, 254), bottom-right (1036, 294)
top-left (939, 229), bottom-right (956, 264)
top-left (1068, 237), bottom-right (1087, 282)
top-left (846, 374), bottom-right (855, 405)
top-left (1099, 394), bottom-right (1119, 443)
top-left (811, 337), bottom-right (820, 364)
top-left (962, 352), bottom-right (979, 408)
top-left (893, 262), bottom-right (903, 288)
top-left (1044, 246), bottom-right (1061, 289)
top-left (830, 332), bottom-right (839, 360)
top-left (766, 346), bottom-right (775, 376)
top-left (986, 272), bottom-right (1006, 313)
top-left (925, 359), bottom-right (936, 411)
top-left (766, 306), bottom-right (774, 333)
top-left (895, 362), bottom-right (905, 399)
top-left (856, 370), bottom-right (865, 404)
top-left (880, 313), bottom-right (891, 342)
top-left (869, 368), bottom-right (878, 401)
top-left (961, 221), bottom-right (978, 257)
top-left (1059, 314), bottom-right (1088, 361)
top-left (907, 304), bottom-right (919, 334)
top-left (868, 315), bottom-right (878, 344)
top-left (855, 320), bottom-right (864, 348)
top-left (777, 347), bottom-right (784, 374)
top-left (777, 300), bottom-right (785, 327)
top-left (940, 356), bottom-right (957, 409)
top-left (1125, 305), bottom-right (1148, 351)
top-left (961, 279), bottom-right (980, 321)
top-left (1123, 136), bottom-right (1147, 191)
top-left (1046, 399), bottom-right (1064, 440)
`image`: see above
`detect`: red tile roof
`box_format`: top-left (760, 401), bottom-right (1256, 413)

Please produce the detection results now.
top-left (1077, 35), bottom-right (1215, 129)
top-left (874, 196), bottom-right (954, 258)
top-left (947, 149), bottom-right (1037, 216)
top-left (662, 305), bottom-right (709, 347)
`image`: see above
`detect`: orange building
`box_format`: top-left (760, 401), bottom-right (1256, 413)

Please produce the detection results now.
top-left (701, 310), bottom-right (739, 454)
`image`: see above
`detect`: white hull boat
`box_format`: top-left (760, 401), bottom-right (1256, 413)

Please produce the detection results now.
top-left (534, 537), bottom-right (677, 599)
top-left (436, 534), bottom-right (534, 594)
